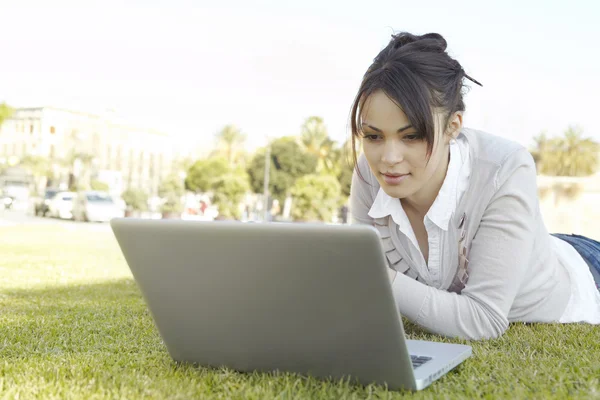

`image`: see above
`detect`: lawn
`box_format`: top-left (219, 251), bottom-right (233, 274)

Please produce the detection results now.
top-left (1, 224), bottom-right (599, 399)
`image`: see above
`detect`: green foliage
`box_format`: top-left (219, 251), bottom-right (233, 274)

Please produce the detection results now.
top-left (121, 188), bottom-right (149, 211)
top-left (290, 174), bottom-right (342, 222)
top-left (69, 182), bottom-right (89, 192)
top-left (160, 193), bottom-right (183, 214)
top-left (18, 155), bottom-right (51, 178)
top-left (211, 171), bottom-right (250, 220)
top-left (531, 126), bottom-right (599, 177)
top-left (158, 174), bottom-right (185, 198)
top-left (158, 174), bottom-right (185, 214)
top-left (0, 102), bottom-right (14, 127)
top-left (247, 137), bottom-right (318, 203)
top-left (329, 139), bottom-right (356, 199)
top-left (338, 161), bottom-right (354, 198)
top-left (213, 125), bottom-right (247, 166)
top-left (299, 116), bottom-right (338, 174)
top-left (185, 157), bottom-right (229, 193)
top-left (90, 180), bottom-right (110, 192)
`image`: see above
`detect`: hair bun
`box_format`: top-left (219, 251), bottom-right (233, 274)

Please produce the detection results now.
top-left (390, 32), bottom-right (448, 53)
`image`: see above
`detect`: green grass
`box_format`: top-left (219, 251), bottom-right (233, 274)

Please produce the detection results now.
top-left (1, 224), bottom-right (599, 399)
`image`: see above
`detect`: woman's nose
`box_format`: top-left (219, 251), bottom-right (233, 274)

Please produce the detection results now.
top-left (381, 140), bottom-right (404, 165)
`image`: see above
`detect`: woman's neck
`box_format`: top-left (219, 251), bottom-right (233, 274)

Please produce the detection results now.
top-left (401, 148), bottom-right (451, 216)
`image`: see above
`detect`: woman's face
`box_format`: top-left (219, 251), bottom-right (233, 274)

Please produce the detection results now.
top-left (360, 90), bottom-right (458, 201)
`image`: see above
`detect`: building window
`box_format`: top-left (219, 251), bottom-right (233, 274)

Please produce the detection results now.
top-left (30, 124), bottom-right (34, 134)
top-left (50, 126), bottom-right (56, 134)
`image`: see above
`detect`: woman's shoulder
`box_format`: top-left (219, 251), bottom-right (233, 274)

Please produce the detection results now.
top-left (462, 127), bottom-right (536, 189)
top-left (462, 128), bottom-right (531, 163)
top-left (463, 128), bottom-right (535, 169)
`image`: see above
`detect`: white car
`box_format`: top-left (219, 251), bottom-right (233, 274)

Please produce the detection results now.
top-left (72, 191), bottom-right (125, 222)
top-left (48, 191), bottom-right (76, 219)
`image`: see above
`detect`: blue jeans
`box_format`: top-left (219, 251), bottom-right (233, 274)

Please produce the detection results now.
top-left (552, 234), bottom-right (600, 290)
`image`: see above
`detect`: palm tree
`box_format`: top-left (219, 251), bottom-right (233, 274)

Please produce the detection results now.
top-left (530, 131), bottom-right (549, 168)
top-left (299, 116), bottom-right (337, 174)
top-left (532, 126), bottom-right (599, 177)
top-left (67, 150), bottom-right (95, 190)
top-left (214, 125), bottom-right (246, 167)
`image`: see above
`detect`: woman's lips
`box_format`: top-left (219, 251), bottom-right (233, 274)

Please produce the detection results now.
top-left (382, 173), bottom-right (409, 185)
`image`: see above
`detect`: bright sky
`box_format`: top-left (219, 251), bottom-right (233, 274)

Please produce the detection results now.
top-left (1, 0), bottom-right (598, 153)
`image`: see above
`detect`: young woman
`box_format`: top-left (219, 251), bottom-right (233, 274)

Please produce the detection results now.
top-left (349, 32), bottom-right (600, 340)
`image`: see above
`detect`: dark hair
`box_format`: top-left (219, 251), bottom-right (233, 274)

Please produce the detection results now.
top-left (350, 32), bottom-right (482, 172)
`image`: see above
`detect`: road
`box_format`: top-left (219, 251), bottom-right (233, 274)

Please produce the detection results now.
top-left (0, 208), bottom-right (111, 231)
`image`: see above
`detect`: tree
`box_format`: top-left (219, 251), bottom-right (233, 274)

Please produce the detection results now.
top-left (185, 157), bottom-right (229, 193)
top-left (299, 116), bottom-right (337, 174)
top-left (329, 139), bottom-right (356, 199)
top-left (158, 174), bottom-right (185, 216)
top-left (247, 136), bottom-right (318, 203)
top-left (19, 155), bottom-right (51, 178)
top-left (19, 155), bottom-right (54, 193)
top-left (531, 126), bottom-right (599, 176)
top-left (121, 188), bottom-right (149, 211)
top-left (214, 125), bottom-right (247, 167)
top-left (0, 102), bottom-right (14, 128)
top-left (338, 160), bottom-right (354, 198)
top-left (67, 151), bottom-right (96, 191)
top-left (211, 171), bottom-right (250, 220)
top-left (290, 174), bottom-right (342, 222)
top-left (158, 174), bottom-right (185, 198)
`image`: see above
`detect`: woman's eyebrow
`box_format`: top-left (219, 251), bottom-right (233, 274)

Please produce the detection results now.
top-left (363, 123), bottom-right (412, 133)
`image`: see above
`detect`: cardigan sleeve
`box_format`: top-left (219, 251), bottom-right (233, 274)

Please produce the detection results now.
top-left (391, 149), bottom-right (539, 340)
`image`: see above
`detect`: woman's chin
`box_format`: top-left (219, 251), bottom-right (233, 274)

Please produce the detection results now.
top-left (380, 184), bottom-right (413, 199)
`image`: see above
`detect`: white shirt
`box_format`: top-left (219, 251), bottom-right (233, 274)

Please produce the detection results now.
top-left (367, 133), bottom-right (600, 324)
top-left (554, 236), bottom-right (600, 323)
top-left (368, 133), bottom-right (471, 288)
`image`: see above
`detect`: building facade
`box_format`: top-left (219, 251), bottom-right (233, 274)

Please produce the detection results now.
top-left (0, 107), bottom-right (204, 196)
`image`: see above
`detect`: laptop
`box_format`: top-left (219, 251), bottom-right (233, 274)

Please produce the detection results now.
top-left (110, 218), bottom-right (471, 391)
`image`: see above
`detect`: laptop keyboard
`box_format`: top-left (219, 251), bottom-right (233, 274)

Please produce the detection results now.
top-left (410, 355), bottom-right (432, 369)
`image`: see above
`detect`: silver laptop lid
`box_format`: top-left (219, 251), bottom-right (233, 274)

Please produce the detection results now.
top-left (111, 219), bottom-right (417, 390)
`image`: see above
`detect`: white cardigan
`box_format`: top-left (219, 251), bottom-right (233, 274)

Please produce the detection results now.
top-left (350, 128), bottom-right (600, 340)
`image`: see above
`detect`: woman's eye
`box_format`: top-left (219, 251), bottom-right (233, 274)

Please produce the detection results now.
top-left (404, 134), bottom-right (420, 141)
top-left (364, 134), bottom-right (382, 141)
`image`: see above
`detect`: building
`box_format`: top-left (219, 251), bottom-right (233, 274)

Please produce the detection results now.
top-left (0, 106), bottom-right (205, 196)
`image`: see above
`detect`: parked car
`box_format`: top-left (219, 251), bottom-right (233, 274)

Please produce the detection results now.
top-left (47, 191), bottom-right (76, 219)
top-left (34, 188), bottom-right (60, 216)
top-left (72, 191), bottom-right (125, 222)
top-left (1, 177), bottom-right (31, 211)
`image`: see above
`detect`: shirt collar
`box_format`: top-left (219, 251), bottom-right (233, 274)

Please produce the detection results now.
top-left (367, 138), bottom-right (464, 232)
top-left (426, 140), bottom-right (463, 230)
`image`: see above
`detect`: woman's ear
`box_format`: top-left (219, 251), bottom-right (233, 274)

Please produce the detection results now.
top-left (447, 111), bottom-right (463, 139)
